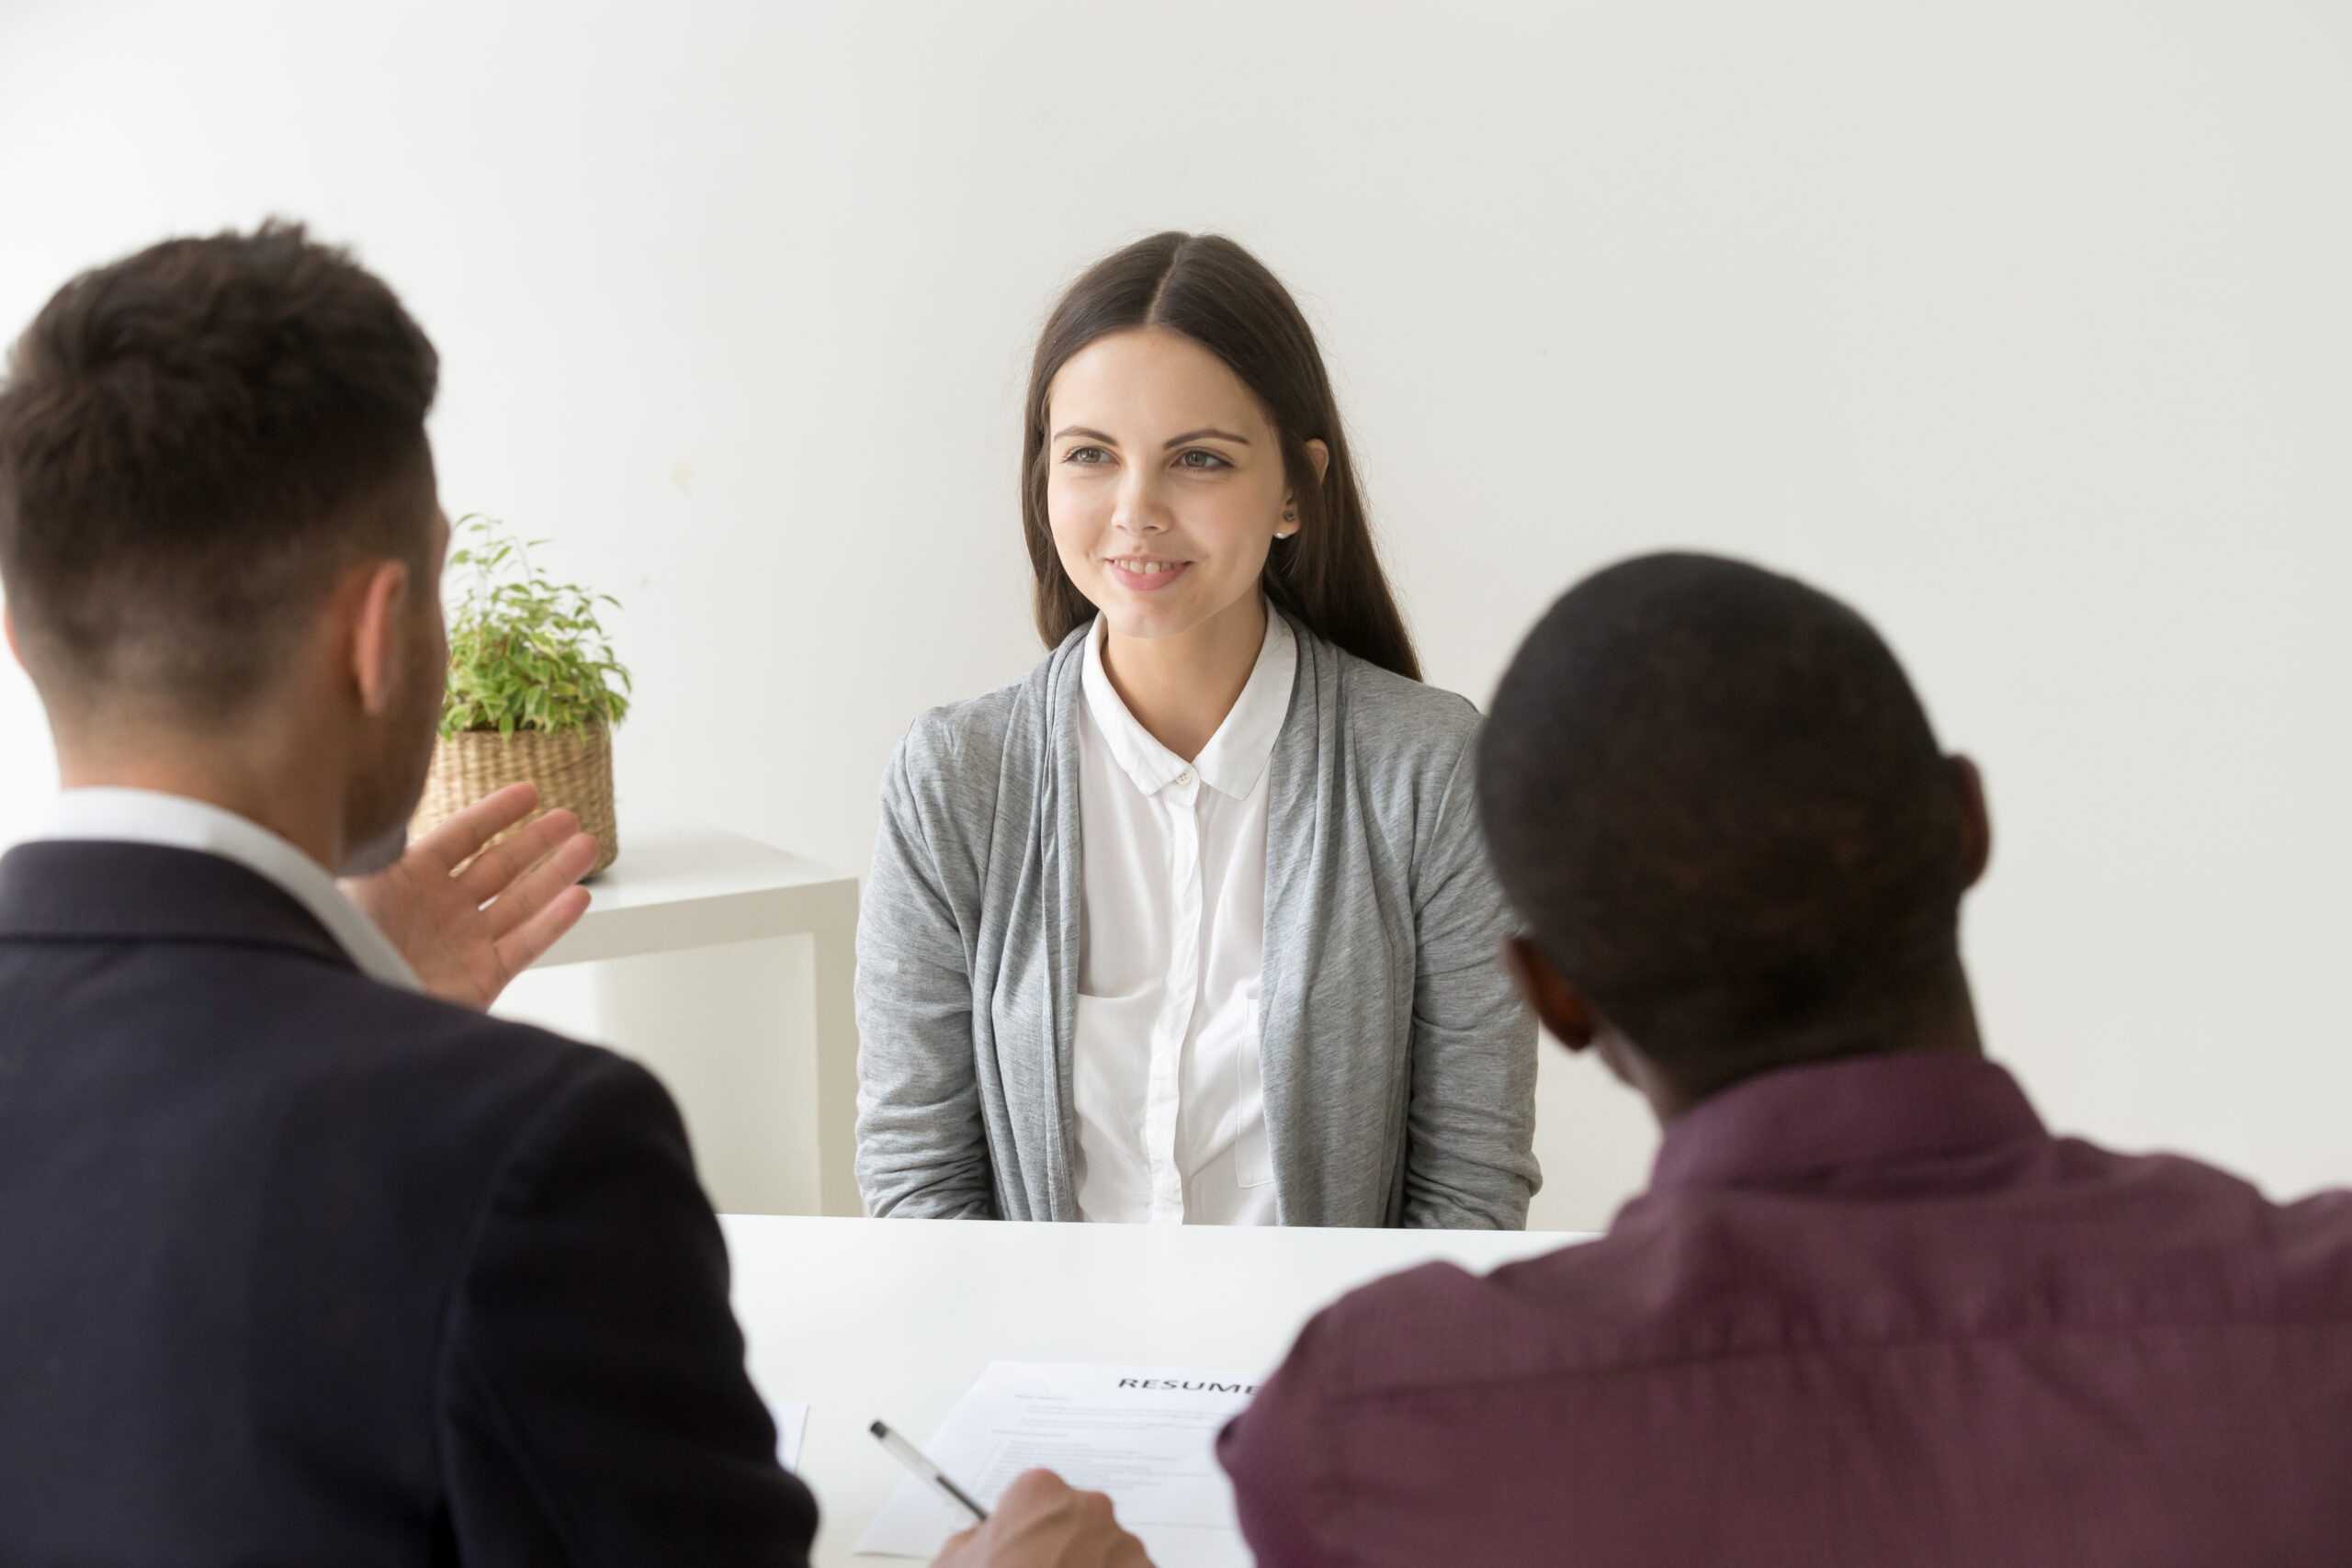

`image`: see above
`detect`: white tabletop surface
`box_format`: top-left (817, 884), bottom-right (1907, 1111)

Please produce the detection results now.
top-left (722, 1215), bottom-right (1590, 1565)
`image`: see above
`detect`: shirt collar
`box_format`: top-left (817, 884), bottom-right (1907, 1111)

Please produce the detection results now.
top-left (1080, 604), bottom-right (1298, 800)
top-left (37, 787), bottom-right (423, 992)
top-left (1648, 1051), bottom-right (2047, 1194)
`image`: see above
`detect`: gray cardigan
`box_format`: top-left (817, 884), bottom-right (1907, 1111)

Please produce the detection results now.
top-left (854, 611), bottom-right (1540, 1227)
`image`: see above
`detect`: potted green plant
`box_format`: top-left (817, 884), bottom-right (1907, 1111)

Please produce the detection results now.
top-left (411, 514), bottom-right (634, 874)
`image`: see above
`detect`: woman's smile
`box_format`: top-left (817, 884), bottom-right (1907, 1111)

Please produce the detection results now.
top-left (1104, 556), bottom-right (1193, 591)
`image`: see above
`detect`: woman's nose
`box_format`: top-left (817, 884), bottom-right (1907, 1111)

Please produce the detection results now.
top-left (1111, 469), bottom-right (1170, 536)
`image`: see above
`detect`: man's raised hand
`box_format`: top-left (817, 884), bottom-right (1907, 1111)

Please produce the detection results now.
top-left (342, 783), bottom-right (600, 1010)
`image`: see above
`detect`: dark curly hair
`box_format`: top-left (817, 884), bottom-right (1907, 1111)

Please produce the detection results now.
top-left (1478, 552), bottom-right (1970, 1071)
top-left (0, 219), bottom-right (438, 716)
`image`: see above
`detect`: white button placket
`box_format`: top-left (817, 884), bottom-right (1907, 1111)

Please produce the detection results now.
top-left (1146, 770), bottom-right (1203, 1223)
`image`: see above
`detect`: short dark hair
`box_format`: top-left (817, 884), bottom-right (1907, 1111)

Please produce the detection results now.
top-left (0, 220), bottom-right (438, 716)
top-left (1022, 232), bottom-right (1420, 681)
top-left (1477, 553), bottom-right (1967, 1075)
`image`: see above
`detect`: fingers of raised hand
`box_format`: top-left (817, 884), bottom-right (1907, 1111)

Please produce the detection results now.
top-left (454, 806), bottom-right (582, 906)
top-left (420, 783), bottom-right (541, 873)
top-left (487, 883), bottom-right (593, 992)
top-left (483, 831), bottom-right (600, 943)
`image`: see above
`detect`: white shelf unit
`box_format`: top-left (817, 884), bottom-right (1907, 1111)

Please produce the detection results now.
top-left (496, 818), bottom-right (864, 1217)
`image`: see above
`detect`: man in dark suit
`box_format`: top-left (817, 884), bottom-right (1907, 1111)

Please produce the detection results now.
top-left (0, 224), bottom-right (1140, 1566)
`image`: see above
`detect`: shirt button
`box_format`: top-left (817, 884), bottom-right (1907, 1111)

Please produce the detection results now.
top-left (1175, 770), bottom-right (1193, 787)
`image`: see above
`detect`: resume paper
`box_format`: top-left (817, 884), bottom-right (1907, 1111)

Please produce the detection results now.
top-left (769, 1400), bottom-right (809, 1472)
top-left (854, 1360), bottom-right (1261, 1566)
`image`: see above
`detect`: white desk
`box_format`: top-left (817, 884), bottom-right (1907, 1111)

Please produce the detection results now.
top-left (723, 1216), bottom-right (1590, 1565)
top-left (497, 819), bottom-right (864, 1216)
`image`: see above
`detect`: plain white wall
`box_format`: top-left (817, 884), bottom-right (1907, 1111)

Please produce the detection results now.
top-left (2, 0), bottom-right (2346, 1230)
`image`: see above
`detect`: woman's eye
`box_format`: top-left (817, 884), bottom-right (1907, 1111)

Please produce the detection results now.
top-left (1175, 449), bottom-right (1228, 470)
top-left (1063, 446), bottom-right (1112, 466)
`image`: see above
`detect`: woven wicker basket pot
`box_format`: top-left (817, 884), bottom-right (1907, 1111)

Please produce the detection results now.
top-left (411, 723), bottom-right (619, 876)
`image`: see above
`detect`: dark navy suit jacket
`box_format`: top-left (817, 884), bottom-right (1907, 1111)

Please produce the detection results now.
top-left (0, 839), bottom-right (819, 1565)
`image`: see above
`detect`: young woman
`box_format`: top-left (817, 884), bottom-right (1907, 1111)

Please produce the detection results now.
top-left (854, 233), bottom-right (1537, 1226)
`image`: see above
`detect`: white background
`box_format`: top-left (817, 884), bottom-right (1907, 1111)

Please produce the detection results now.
top-left (2, 1), bottom-right (2346, 1229)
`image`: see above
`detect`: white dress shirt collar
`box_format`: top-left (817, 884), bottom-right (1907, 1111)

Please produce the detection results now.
top-left (38, 787), bottom-right (423, 991)
top-left (1080, 604), bottom-right (1297, 801)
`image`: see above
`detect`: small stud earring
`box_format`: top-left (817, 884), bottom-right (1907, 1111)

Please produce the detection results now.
top-left (1283, 510), bottom-right (1295, 521)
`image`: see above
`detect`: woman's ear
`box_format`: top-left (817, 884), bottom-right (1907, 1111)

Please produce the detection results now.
top-left (1279, 439), bottom-right (1332, 537)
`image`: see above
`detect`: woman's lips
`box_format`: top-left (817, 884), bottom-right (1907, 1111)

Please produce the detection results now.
top-left (1105, 558), bottom-right (1191, 592)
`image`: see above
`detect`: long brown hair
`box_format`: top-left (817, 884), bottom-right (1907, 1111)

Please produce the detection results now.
top-left (1021, 232), bottom-right (1420, 681)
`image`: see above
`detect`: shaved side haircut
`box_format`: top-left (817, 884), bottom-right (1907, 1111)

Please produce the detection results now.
top-left (0, 220), bottom-right (438, 720)
top-left (1477, 553), bottom-right (1968, 1077)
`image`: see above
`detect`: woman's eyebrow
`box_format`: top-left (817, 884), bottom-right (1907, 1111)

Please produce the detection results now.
top-left (1052, 425), bottom-right (1119, 446)
top-left (1163, 428), bottom-right (1250, 448)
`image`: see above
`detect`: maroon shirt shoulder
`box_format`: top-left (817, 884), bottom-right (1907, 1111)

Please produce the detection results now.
top-left (1220, 1055), bottom-right (2352, 1568)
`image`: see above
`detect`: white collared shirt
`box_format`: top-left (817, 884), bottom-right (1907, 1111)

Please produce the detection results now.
top-left (38, 787), bottom-right (422, 991)
top-left (1072, 605), bottom-right (1296, 1225)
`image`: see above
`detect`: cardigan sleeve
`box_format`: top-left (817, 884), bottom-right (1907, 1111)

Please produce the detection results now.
top-left (1398, 734), bottom-right (1541, 1228)
top-left (852, 731), bottom-right (999, 1219)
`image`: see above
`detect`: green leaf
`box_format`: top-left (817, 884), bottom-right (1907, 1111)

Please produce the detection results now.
top-left (437, 513), bottom-right (634, 739)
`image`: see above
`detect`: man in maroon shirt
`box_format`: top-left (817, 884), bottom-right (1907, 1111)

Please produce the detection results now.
top-left (1218, 552), bottom-right (2352, 1567)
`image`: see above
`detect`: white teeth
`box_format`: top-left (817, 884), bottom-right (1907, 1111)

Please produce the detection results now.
top-left (1118, 559), bottom-right (1176, 574)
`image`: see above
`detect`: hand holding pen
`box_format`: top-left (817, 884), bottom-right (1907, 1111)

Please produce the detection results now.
top-left (867, 1420), bottom-right (1150, 1566)
top-left (932, 1469), bottom-right (1153, 1568)
top-left (869, 1420), bottom-right (990, 1522)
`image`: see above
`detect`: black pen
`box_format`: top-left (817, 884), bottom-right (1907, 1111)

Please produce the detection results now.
top-left (870, 1419), bottom-right (990, 1523)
